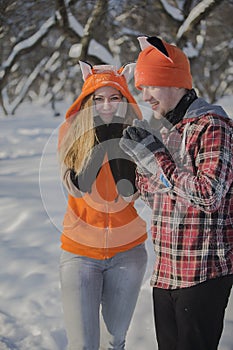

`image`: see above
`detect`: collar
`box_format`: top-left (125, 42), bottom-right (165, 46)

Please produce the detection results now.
top-left (161, 89), bottom-right (197, 129)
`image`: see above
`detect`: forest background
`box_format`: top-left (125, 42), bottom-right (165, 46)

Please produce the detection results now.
top-left (0, 1), bottom-right (233, 349)
top-left (0, 0), bottom-right (232, 117)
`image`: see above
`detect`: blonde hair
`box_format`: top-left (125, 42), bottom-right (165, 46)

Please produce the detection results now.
top-left (59, 94), bottom-right (139, 175)
top-left (59, 96), bottom-right (95, 175)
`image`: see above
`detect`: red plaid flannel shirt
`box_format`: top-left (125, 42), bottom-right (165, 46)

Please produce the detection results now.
top-left (137, 104), bottom-right (233, 289)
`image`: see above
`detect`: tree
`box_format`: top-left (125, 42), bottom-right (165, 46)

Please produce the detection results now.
top-left (0, 0), bottom-right (232, 115)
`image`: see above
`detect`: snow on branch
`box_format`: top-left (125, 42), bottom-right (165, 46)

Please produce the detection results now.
top-left (160, 0), bottom-right (184, 21)
top-left (67, 11), bottom-right (84, 36)
top-left (67, 6), bottom-right (115, 64)
top-left (2, 57), bottom-right (48, 115)
top-left (1, 17), bottom-right (56, 73)
top-left (60, 2), bottom-right (114, 64)
top-left (176, 0), bottom-right (222, 40)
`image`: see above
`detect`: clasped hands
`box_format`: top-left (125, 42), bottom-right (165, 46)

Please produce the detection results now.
top-left (119, 119), bottom-right (165, 175)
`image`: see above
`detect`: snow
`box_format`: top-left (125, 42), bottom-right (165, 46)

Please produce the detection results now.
top-left (1, 11), bottom-right (116, 114)
top-left (2, 58), bottom-right (48, 115)
top-left (65, 9), bottom-right (115, 65)
top-left (1, 17), bottom-right (55, 73)
top-left (0, 97), bottom-right (233, 350)
top-left (160, 0), bottom-right (183, 21)
top-left (176, 0), bottom-right (217, 40)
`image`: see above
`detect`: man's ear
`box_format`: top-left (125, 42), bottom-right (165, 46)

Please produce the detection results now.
top-left (120, 63), bottom-right (136, 83)
top-left (79, 61), bottom-right (93, 81)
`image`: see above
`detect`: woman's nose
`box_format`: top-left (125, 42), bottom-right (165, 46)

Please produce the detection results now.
top-left (102, 99), bottom-right (112, 109)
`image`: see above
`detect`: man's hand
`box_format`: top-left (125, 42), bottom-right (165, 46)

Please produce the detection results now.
top-left (119, 119), bottom-right (165, 175)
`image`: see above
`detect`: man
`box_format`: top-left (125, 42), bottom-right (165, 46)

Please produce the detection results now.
top-left (120, 36), bottom-right (233, 350)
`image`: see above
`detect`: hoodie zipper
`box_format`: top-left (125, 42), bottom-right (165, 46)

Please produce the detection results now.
top-left (103, 154), bottom-right (110, 259)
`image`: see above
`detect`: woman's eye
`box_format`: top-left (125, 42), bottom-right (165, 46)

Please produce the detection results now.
top-left (93, 95), bottom-right (122, 103)
top-left (93, 97), bottom-right (103, 102)
top-left (110, 96), bottom-right (122, 102)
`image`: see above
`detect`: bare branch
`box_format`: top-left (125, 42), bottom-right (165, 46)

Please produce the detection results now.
top-left (182, 0), bottom-right (194, 17)
top-left (0, 17), bottom-right (56, 89)
top-left (176, 0), bottom-right (223, 43)
top-left (2, 57), bottom-right (48, 114)
top-left (56, 0), bottom-right (69, 27)
top-left (78, 0), bottom-right (108, 62)
top-left (55, 0), bottom-right (80, 39)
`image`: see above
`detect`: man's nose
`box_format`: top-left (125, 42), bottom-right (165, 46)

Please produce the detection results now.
top-left (142, 88), bottom-right (151, 101)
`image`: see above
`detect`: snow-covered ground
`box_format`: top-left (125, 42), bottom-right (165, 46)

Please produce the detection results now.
top-left (0, 98), bottom-right (232, 349)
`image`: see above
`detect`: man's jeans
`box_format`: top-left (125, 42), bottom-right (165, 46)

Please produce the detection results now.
top-left (152, 274), bottom-right (233, 350)
top-left (60, 243), bottom-right (147, 350)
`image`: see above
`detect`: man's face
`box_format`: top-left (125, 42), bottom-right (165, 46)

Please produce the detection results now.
top-left (141, 86), bottom-right (182, 119)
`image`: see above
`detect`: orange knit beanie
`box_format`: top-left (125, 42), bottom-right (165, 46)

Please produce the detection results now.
top-left (135, 36), bottom-right (192, 90)
top-left (66, 62), bottom-right (142, 119)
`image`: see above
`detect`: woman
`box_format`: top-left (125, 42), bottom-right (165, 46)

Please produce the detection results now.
top-left (58, 61), bottom-right (148, 350)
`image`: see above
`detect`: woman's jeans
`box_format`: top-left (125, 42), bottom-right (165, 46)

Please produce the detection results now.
top-left (60, 243), bottom-right (147, 350)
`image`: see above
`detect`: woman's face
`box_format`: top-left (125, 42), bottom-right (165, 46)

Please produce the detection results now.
top-left (93, 86), bottom-right (122, 123)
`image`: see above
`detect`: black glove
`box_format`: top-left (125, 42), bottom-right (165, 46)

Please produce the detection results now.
top-left (119, 119), bottom-right (165, 174)
top-left (70, 142), bottom-right (105, 193)
top-left (70, 168), bottom-right (93, 193)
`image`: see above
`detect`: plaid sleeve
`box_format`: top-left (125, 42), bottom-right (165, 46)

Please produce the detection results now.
top-left (135, 171), bottom-right (157, 209)
top-left (155, 115), bottom-right (233, 213)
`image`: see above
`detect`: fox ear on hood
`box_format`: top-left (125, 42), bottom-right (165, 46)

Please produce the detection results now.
top-left (147, 36), bottom-right (169, 57)
top-left (137, 36), bottom-right (169, 58)
top-left (79, 61), bottom-right (93, 81)
top-left (120, 63), bottom-right (136, 83)
top-left (137, 36), bottom-right (150, 50)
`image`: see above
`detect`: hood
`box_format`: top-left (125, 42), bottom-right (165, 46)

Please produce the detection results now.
top-left (184, 98), bottom-right (229, 120)
top-left (65, 61), bottom-right (142, 120)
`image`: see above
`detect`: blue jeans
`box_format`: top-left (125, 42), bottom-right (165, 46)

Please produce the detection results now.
top-left (59, 243), bottom-right (147, 350)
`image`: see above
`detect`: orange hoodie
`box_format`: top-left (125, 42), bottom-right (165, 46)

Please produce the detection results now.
top-left (59, 63), bottom-right (147, 259)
